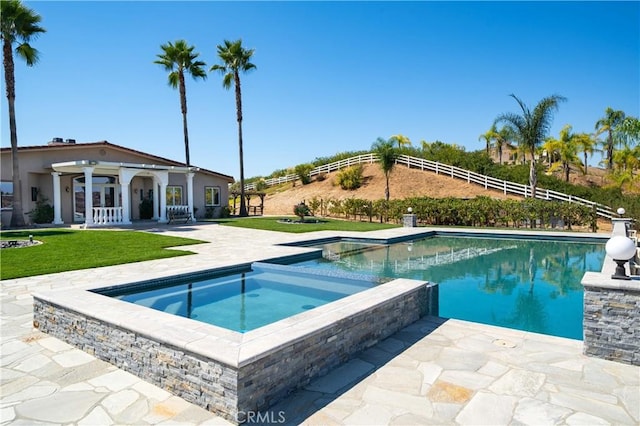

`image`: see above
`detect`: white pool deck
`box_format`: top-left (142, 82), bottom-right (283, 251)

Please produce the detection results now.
top-left (1, 222), bottom-right (638, 425)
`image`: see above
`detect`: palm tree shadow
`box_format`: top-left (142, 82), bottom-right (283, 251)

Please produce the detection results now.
top-left (247, 316), bottom-right (448, 425)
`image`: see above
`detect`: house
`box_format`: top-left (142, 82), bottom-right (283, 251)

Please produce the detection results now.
top-left (0, 139), bottom-right (234, 227)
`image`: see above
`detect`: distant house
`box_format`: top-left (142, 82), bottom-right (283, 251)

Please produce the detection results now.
top-left (0, 139), bottom-right (234, 227)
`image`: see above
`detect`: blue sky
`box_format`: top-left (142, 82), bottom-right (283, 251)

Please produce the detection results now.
top-left (2, 1), bottom-right (638, 180)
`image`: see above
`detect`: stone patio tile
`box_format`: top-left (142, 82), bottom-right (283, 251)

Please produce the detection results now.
top-left (549, 392), bottom-right (634, 424)
top-left (417, 362), bottom-right (442, 386)
top-left (488, 369), bottom-right (546, 397)
top-left (113, 397), bottom-right (151, 425)
top-left (1, 383), bottom-right (58, 404)
top-left (613, 385), bottom-right (640, 422)
top-left (455, 391), bottom-right (519, 425)
top-left (36, 337), bottom-right (73, 353)
top-left (400, 344), bottom-right (442, 362)
top-left (12, 353), bottom-right (51, 373)
top-left (143, 395), bottom-right (195, 424)
top-left (512, 397), bottom-right (572, 425)
top-left (556, 384), bottom-right (619, 405)
top-left (564, 411), bottom-right (610, 425)
top-left (78, 406), bottom-right (114, 426)
top-left (389, 412), bottom-right (440, 425)
top-left (434, 347), bottom-right (487, 371)
top-left (87, 369), bottom-right (141, 392)
top-left (132, 379), bottom-right (173, 401)
top-left (305, 358), bottom-right (374, 394)
top-left (375, 337), bottom-right (406, 354)
top-left (14, 390), bottom-right (104, 423)
top-left (315, 396), bottom-right (363, 421)
top-left (432, 402), bottom-right (463, 421)
top-left (52, 349), bottom-right (95, 368)
top-left (101, 389), bottom-right (140, 415)
top-left (0, 375), bottom-right (39, 397)
top-left (1, 340), bottom-right (31, 356)
top-left (43, 359), bottom-right (112, 387)
top-left (370, 365), bottom-right (424, 395)
top-left (299, 410), bottom-right (342, 426)
top-left (343, 403), bottom-right (395, 425)
top-left (438, 370), bottom-right (495, 391)
top-left (478, 360), bottom-right (510, 377)
top-left (361, 385), bottom-right (434, 418)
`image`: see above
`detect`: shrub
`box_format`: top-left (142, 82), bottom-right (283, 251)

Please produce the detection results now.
top-left (139, 198), bottom-right (153, 219)
top-left (315, 172), bottom-right (327, 182)
top-left (294, 163), bottom-right (314, 185)
top-left (293, 202), bottom-right (311, 221)
top-left (28, 196), bottom-right (54, 224)
top-left (335, 164), bottom-right (364, 190)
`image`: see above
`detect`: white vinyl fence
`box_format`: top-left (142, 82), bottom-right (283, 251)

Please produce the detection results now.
top-left (243, 153), bottom-right (615, 219)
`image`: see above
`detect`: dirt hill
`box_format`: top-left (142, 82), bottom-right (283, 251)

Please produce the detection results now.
top-left (261, 163), bottom-right (520, 215)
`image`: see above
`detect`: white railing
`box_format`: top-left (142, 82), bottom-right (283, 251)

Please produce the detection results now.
top-left (92, 207), bottom-right (124, 225)
top-left (244, 153), bottom-right (615, 219)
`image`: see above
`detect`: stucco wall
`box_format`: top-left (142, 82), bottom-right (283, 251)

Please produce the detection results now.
top-left (1, 142), bottom-right (232, 225)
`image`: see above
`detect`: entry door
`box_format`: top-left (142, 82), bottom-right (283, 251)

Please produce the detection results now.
top-left (93, 185), bottom-right (118, 208)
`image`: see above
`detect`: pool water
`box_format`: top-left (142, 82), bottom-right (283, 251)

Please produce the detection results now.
top-left (293, 236), bottom-right (605, 340)
top-left (100, 263), bottom-right (378, 332)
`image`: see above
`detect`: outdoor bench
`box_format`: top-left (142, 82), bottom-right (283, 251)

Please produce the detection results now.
top-left (167, 207), bottom-right (192, 224)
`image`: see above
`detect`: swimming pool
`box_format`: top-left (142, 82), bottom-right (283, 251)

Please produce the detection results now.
top-left (289, 235), bottom-right (606, 339)
top-left (96, 263), bottom-right (382, 332)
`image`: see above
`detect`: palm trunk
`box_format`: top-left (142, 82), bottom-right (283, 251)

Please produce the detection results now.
top-left (583, 152), bottom-right (588, 175)
top-left (3, 39), bottom-right (25, 227)
top-left (529, 156), bottom-right (537, 199)
top-left (385, 173), bottom-right (390, 201)
top-left (235, 72), bottom-right (247, 217)
top-left (179, 72), bottom-right (190, 166)
top-left (606, 131), bottom-right (613, 170)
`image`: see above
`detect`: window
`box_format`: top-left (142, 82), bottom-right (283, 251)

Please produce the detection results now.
top-left (166, 186), bottom-right (183, 206)
top-left (205, 186), bottom-right (221, 206)
top-left (1, 181), bottom-right (13, 210)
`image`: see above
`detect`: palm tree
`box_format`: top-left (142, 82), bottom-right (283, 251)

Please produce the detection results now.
top-left (1, 0), bottom-right (45, 228)
top-left (494, 125), bottom-right (515, 165)
top-left (389, 134), bottom-right (411, 149)
top-left (495, 94), bottom-right (566, 199)
top-left (154, 40), bottom-right (206, 166)
top-left (371, 137), bottom-right (398, 201)
top-left (479, 125), bottom-right (497, 155)
top-left (544, 125), bottom-right (584, 182)
top-left (574, 132), bottom-right (597, 175)
top-left (211, 39), bottom-right (256, 217)
top-left (595, 107), bottom-right (625, 171)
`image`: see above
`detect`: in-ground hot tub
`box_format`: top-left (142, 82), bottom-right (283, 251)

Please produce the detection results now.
top-left (33, 261), bottom-right (437, 423)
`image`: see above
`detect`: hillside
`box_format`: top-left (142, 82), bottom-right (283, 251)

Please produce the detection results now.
top-left (261, 163), bottom-right (521, 215)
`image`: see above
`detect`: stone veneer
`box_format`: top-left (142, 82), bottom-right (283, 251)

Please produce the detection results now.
top-left (33, 273), bottom-right (437, 423)
top-left (582, 273), bottom-right (640, 366)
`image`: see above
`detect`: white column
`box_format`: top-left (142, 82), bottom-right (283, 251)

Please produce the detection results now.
top-left (156, 171), bottom-right (169, 223)
top-left (121, 182), bottom-right (132, 224)
top-left (51, 172), bottom-right (63, 224)
top-left (82, 167), bottom-right (94, 227)
top-left (153, 179), bottom-right (160, 220)
top-left (186, 171), bottom-right (195, 222)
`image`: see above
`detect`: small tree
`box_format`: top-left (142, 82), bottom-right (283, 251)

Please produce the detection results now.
top-left (371, 137), bottom-right (398, 201)
top-left (293, 202), bottom-right (310, 222)
top-left (294, 163), bottom-right (313, 185)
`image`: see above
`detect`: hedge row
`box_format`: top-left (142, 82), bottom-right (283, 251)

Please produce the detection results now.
top-left (304, 196), bottom-right (598, 231)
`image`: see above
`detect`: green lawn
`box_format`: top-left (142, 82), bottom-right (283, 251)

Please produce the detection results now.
top-left (0, 229), bottom-right (205, 280)
top-left (0, 218), bottom-right (397, 280)
top-left (211, 216), bottom-right (400, 233)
